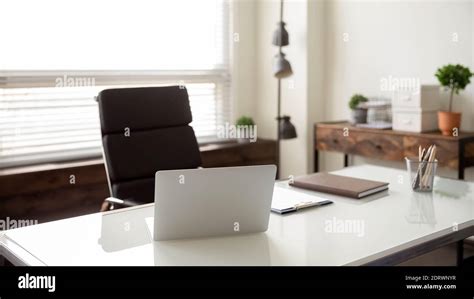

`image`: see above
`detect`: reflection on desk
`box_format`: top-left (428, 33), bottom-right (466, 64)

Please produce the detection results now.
top-left (98, 206), bottom-right (153, 253)
top-left (405, 192), bottom-right (436, 226)
top-left (99, 209), bottom-right (271, 266)
top-left (153, 234), bottom-right (270, 266)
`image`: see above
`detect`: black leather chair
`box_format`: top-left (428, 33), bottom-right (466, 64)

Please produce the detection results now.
top-left (97, 86), bottom-right (202, 210)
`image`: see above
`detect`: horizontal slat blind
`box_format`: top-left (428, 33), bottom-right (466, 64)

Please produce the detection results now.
top-left (0, 81), bottom-right (231, 168)
top-left (0, 0), bottom-right (232, 168)
top-left (0, 87), bottom-right (100, 160)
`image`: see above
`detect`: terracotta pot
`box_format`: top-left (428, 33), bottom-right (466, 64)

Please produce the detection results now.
top-left (437, 111), bottom-right (461, 136)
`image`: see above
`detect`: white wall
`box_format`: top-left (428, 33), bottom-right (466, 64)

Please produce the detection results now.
top-left (307, 0), bottom-right (326, 173)
top-left (234, 0), bottom-right (310, 178)
top-left (233, 0), bottom-right (474, 180)
top-left (232, 0), bottom-right (258, 121)
top-left (254, 0), bottom-right (310, 178)
top-left (318, 0), bottom-right (474, 180)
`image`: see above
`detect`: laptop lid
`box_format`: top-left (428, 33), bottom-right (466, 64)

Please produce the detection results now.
top-left (153, 165), bottom-right (276, 241)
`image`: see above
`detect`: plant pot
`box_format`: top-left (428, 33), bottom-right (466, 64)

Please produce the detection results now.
top-left (237, 128), bottom-right (250, 143)
top-left (437, 111), bottom-right (461, 136)
top-left (350, 108), bottom-right (368, 124)
top-left (237, 137), bottom-right (249, 143)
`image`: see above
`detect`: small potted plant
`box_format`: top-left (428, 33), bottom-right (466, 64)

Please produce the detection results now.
top-left (349, 94), bottom-right (369, 124)
top-left (435, 64), bottom-right (473, 135)
top-left (236, 116), bottom-right (255, 143)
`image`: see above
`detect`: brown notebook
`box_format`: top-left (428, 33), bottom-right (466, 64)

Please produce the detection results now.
top-left (289, 173), bottom-right (389, 199)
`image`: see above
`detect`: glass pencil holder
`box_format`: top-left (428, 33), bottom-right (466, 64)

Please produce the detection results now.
top-left (405, 157), bottom-right (438, 192)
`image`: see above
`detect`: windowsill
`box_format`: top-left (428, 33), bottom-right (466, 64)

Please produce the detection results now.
top-left (0, 139), bottom-right (269, 177)
top-left (0, 158), bottom-right (105, 176)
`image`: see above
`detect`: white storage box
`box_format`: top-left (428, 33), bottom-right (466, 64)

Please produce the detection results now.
top-left (392, 85), bottom-right (440, 111)
top-left (392, 108), bottom-right (438, 132)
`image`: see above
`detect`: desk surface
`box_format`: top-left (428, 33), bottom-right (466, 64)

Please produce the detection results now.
top-left (1, 165), bottom-right (473, 266)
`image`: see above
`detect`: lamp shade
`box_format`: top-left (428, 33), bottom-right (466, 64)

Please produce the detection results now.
top-left (273, 52), bottom-right (293, 79)
top-left (272, 21), bottom-right (289, 46)
top-left (278, 116), bottom-right (297, 139)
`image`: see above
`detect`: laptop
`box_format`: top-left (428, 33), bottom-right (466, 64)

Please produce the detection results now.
top-left (153, 165), bottom-right (276, 241)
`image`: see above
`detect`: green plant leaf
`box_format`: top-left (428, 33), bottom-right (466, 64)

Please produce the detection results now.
top-left (236, 116), bottom-right (255, 126)
top-left (348, 94), bottom-right (369, 110)
top-left (435, 64), bottom-right (473, 112)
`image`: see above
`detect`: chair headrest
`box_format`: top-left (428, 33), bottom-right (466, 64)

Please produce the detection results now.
top-left (98, 86), bottom-right (192, 134)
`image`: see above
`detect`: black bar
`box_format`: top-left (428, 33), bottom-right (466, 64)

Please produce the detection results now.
top-left (314, 150), bottom-right (319, 173)
top-left (457, 240), bottom-right (464, 266)
top-left (344, 154), bottom-right (349, 167)
top-left (0, 266), bottom-right (472, 298)
top-left (458, 139), bottom-right (465, 180)
top-left (314, 125), bottom-right (319, 173)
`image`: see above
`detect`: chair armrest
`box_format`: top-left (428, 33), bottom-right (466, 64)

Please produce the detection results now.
top-left (101, 197), bottom-right (141, 211)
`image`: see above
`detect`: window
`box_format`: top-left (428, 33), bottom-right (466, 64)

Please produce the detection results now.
top-left (0, 0), bottom-right (232, 168)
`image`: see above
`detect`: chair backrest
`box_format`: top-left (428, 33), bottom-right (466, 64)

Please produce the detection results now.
top-left (97, 86), bottom-right (202, 204)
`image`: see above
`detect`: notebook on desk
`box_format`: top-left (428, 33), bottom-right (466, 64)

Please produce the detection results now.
top-left (289, 173), bottom-right (389, 199)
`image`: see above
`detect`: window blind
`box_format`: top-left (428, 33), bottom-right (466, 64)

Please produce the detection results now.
top-left (0, 0), bottom-right (232, 168)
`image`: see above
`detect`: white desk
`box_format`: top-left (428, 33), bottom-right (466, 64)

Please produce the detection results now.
top-left (1, 165), bottom-right (473, 266)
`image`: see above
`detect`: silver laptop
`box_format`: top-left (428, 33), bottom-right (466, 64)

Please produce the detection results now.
top-left (153, 165), bottom-right (276, 241)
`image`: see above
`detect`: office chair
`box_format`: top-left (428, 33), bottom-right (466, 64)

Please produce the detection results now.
top-left (97, 86), bottom-right (202, 210)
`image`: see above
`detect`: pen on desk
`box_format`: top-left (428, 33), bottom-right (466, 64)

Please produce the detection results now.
top-left (294, 201), bottom-right (317, 209)
top-left (294, 200), bottom-right (333, 210)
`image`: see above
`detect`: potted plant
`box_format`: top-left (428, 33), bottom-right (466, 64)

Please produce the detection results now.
top-left (435, 64), bottom-right (473, 135)
top-left (236, 116), bottom-right (255, 143)
top-left (349, 94), bottom-right (369, 124)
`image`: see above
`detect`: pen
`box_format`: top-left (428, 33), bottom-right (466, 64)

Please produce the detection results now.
top-left (294, 200), bottom-right (333, 210)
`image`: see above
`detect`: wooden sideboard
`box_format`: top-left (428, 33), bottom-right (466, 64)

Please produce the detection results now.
top-left (0, 139), bottom-right (276, 224)
top-left (314, 122), bottom-right (474, 179)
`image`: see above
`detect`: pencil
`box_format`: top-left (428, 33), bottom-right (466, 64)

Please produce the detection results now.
top-left (422, 146), bottom-right (437, 188)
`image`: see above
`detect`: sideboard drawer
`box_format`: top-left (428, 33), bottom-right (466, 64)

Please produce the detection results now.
top-left (315, 127), bottom-right (354, 152)
top-left (316, 127), bottom-right (404, 161)
top-left (350, 132), bottom-right (404, 161)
